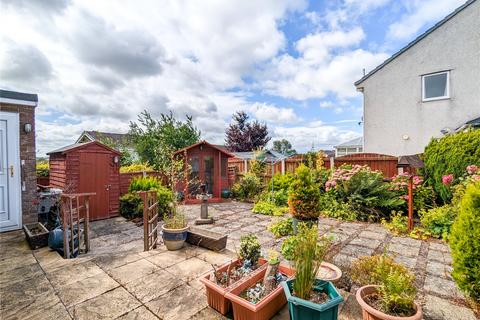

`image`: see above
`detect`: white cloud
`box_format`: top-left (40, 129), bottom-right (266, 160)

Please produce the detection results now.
top-left (250, 102), bottom-right (300, 124)
top-left (387, 0), bottom-right (466, 40)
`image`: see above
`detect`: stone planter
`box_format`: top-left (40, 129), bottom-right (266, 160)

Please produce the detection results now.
top-left (200, 258), bottom-right (267, 315)
top-left (186, 227), bottom-right (227, 251)
top-left (23, 223), bottom-right (49, 249)
top-left (282, 279), bottom-right (343, 320)
top-left (225, 264), bottom-right (295, 320)
top-left (161, 225), bottom-right (189, 251)
top-left (356, 285), bottom-right (422, 320)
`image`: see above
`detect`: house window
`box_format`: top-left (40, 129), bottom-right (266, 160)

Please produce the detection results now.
top-left (422, 71), bottom-right (449, 101)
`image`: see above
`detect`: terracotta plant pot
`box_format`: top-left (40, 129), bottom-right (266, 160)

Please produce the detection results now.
top-left (161, 225), bottom-right (189, 250)
top-left (200, 258), bottom-right (268, 315)
top-left (355, 285), bottom-right (422, 320)
top-left (225, 264), bottom-right (295, 320)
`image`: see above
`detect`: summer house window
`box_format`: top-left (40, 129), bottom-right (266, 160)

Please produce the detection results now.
top-left (422, 71), bottom-right (450, 101)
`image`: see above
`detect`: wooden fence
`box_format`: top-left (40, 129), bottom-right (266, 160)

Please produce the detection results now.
top-left (229, 152), bottom-right (401, 182)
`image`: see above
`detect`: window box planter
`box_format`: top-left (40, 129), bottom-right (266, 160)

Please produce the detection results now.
top-left (161, 225), bottom-right (189, 251)
top-left (23, 223), bottom-right (49, 249)
top-left (225, 264), bottom-right (295, 320)
top-left (200, 258), bottom-right (267, 315)
top-left (186, 227), bottom-right (227, 251)
top-left (355, 285), bottom-right (422, 320)
top-left (281, 278), bottom-right (343, 320)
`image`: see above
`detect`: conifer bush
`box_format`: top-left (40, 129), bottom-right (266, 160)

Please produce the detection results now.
top-left (449, 181), bottom-right (480, 303)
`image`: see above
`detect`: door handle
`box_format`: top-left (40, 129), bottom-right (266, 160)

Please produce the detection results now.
top-left (9, 165), bottom-right (13, 177)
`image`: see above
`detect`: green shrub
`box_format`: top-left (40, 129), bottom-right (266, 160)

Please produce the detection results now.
top-left (351, 254), bottom-right (417, 316)
top-left (318, 192), bottom-right (357, 221)
top-left (449, 182), bottom-right (480, 302)
top-left (36, 161), bottom-right (49, 177)
top-left (239, 234), bottom-right (261, 264)
top-left (280, 236), bottom-right (298, 261)
top-left (252, 201), bottom-right (287, 216)
top-left (128, 176), bottom-right (174, 215)
top-left (423, 130), bottom-right (480, 202)
top-left (269, 173), bottom-right (294, 191)
top-left (419, 205), bottom-right (456, 240)
top-left (232, 173), bottom-right (263, 201)
top-left (390, 174), bottom-right (436, 212)
top-left (119, 193), bottom-right (143, 219)
top-left (268, 218), bottom-right (293, 238)
top-left (326, 165), bottom-right (403, 222)
top-left (288, 165), bottom-right (320, 220)
top-left (382, 211), bottom-right (409, 235)
top-left (292, 224), bottom-right (331, 300)
top-left (120, 162), bottom-right (154, 173)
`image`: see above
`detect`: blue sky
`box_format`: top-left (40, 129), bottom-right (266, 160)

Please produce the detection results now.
top-left (0, 0), bottom-right (467, 155)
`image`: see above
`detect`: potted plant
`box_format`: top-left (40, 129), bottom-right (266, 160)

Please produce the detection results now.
top-left (200, 234), bottom-right (267, 315)
top-left (225, 250), bottom-right (295, 320)
top-left (281, 224), bottom-right (343, 320)
top-left (162, 208), bottom-right (189, 250)
top-left (287, 165), bottom-right (321, 233)
top-left (351, 254), bottom-right (422, 320)
top-left (281, 229), bottom-right (342, 283)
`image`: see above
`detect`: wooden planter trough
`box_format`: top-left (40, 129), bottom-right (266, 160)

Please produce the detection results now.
top-left (23, 223), bottom-right (49, 249)
top-left (186, 227), bottom-right (227, 251)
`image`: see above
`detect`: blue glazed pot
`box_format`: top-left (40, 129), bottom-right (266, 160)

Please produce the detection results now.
top-left (281, 278), bottom-right (343, 320)
top-left (161, 225), bottom-right (189, 250)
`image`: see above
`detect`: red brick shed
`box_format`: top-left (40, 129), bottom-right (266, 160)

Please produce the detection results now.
top-left (175, 141), bottom-right (234, 203)
top-left (47, 141), bottom-right (121, 221)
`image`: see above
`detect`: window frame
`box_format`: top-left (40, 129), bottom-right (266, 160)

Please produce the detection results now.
top-left (422, 71), bottom-right (450, 102)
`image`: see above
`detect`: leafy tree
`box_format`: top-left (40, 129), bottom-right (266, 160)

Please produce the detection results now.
top-left (225, 111), bottom-right (270, 151)
top-left (129, 110), bottom-right (200, 171)
top-left (272, 139), bottom-right (296, 156)
top-left (95, 133), bottom-right (134, 166)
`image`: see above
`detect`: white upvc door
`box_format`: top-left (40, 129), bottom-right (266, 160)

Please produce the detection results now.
top-left (0, 111), bottom-right (22, 232)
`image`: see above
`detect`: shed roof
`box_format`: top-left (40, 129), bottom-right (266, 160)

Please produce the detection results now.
top-left (231, 150), bottom-right (291, 161)
top-left (334, 137), bottom-right (363, 148)
top-left (355, 0), bottom-right (475, 86)
top-left (174, 140), bottom-right (235, 157)
top-left (397, 154), bottom-right (425, 168)
top-left (47, 141), bottom-right (121, 155)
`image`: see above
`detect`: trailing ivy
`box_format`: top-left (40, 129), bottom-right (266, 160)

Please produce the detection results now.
top-left (422, 130), bottom-right (480, 203)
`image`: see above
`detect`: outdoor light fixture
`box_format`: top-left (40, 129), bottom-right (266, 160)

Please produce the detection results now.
top-left (402, 134), bottom-right (410, 140)
top-left (24, 123), bottom-right (32, 133)
top-left (113, 156), bottom-right (119, 164)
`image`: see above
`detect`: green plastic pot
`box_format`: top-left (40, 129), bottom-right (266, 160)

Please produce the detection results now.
top-left (281, 279), bottom-right (343, 320)
top-left (221, 189), bottom-right (231, 198)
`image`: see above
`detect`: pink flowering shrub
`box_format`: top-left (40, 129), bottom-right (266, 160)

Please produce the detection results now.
top-left (390, 173), bottom-right (436, 212)
top-left (442, 174), bottom-right (454, 185)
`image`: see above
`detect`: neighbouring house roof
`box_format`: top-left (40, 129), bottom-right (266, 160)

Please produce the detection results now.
top-left (0, 89), bottom-right (38, 105)
top-left (174, 140), bottom-right (235, 157)
top-left (76, 130), bottom-right (131, 145)
top-left (455, 116), bottom-right (480, 132)
top-left (354, 0), bottom-right (475, 86)
top-left (398, 154), bottom-right (425, 168)
top-left (334, 137), bottom-right (363, 148)
top-left (231, 150), bottom-right (292, 162)
top-left (47, 141), bottom-right (121, 155)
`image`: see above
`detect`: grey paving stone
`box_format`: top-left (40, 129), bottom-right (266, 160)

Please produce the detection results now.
top-left (108, 259), bottom-right (160, 285)
top-left (349, 237), bottom-right (382, 249)
top-left (364, 224), bottom-right (388, 234)
top-left (117, 306), bottom-right (159, 320)
top-left (423, 294), bottom-right (477, 320)
top-left (125, 269), bottom-right (183, 303)
top-left (46, 260), bottom-right (104, 288)
top-left (426, 261), bottom-right (453, 280)
top-left (165, 257), bottom-right (213, 282)
top-left (390, 236), bottom-right (422, 248)
top-left (145, 250), bottom-right (189, 268)
top-left (393, 255), bottom-right (417, 270)
top-left (424, 274), bottom-right (463, 299)
top-left (387, 243), bottom-right (419, 257)
top-left (340, 244), bottom-right (375, 258)
top-left (357, 230), bottom-right (387, 241)
top-left (427, 249), bottom-right (453, 265)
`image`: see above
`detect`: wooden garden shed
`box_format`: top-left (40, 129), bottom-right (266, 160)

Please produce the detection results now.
top-left (47, 141), bottom-right (121, 221)
top-left (175, 141), bottom-right (234, 203)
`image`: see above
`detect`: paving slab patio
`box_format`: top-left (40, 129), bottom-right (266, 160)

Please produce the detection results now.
top-left (0, 201), bottom-right (476, 320)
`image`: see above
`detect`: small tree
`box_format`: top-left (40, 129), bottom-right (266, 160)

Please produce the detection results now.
top-left (449, 181), bottom-right (480, 303)
top-left (96, 133), bottom-right (134, 166)
top-left (272, 139), bottom-right (296, 156)
top-left (225, 111), bottom-right (270, 152)
top-left (129, 110), bottom-right (200, 171)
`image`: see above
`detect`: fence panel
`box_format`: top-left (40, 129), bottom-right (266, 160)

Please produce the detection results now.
top-left (333, 153), bottom-right (399, 178)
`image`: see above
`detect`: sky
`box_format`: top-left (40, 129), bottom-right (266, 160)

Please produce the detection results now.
top-left (0, 0), bottom-right (467, 156)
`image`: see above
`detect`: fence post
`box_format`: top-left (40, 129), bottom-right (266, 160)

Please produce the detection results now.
top-left (408, 176), bottom-right (414, 231)
top-left (281, 160), bottom-right (285, 175)
top-left (330, 156), bottom-right (335, 170)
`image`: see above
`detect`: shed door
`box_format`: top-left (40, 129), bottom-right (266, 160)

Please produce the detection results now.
top-left (0, 112), bottom-right (21, 232)
top-left (79, 153), bottom-right (110, 220)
